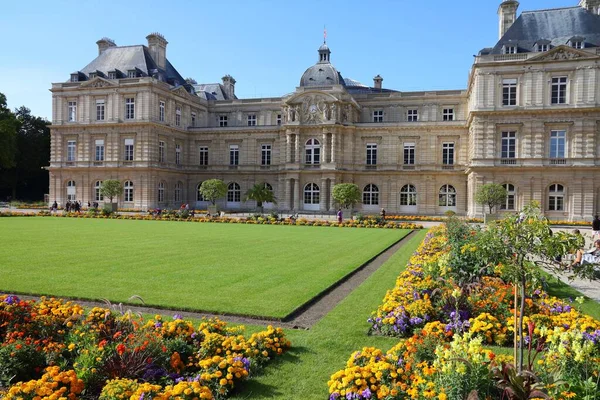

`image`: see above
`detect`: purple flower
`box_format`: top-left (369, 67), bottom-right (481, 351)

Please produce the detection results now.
top-left (139, 394), bottom-right (145, 400)
top-left (154, 322), bottom-right (162, 328)
top-left (4, 295), bottom-right (18, 305)
top-left (361, 388), bottom-right (372, 399)
top-left (173, 314), bottom-right (183, 320)
top-left (330, 394), bottom-right (340, 400)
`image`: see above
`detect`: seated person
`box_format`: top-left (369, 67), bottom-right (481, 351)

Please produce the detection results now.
top-left (572, 239), bottom-right (600, 266)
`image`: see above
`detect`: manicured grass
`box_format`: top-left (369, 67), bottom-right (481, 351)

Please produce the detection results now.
top-left (0, 217), bottom-right (408, 318)
top-left (542, 270), bottom-right (600, 320)
top-left (229, 230), bottom-right (428, 399)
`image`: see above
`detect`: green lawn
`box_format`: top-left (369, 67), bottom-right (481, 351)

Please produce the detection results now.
top-left (0, 217), bottom-right (408, 318)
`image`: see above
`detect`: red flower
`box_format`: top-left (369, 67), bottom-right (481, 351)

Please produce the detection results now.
top-left (116, 344), bottom-right (126, 355)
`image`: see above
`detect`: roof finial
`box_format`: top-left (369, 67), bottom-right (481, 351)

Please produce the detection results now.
top-left (324, 25), bottom-right (327, 44)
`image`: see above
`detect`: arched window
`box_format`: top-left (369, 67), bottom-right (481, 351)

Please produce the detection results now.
top-left (548, 184), bottom-right (564, 211)
top-left (124, 181), bottom-right (133, 202)
top-left (158, 182), bottom-right (165, 203)
top-left (264, 182), bottom-right (273, 191)
top-left (94, 181), bottom-right (103, 202)
top-left (400, 184), bottom-right (417, 206)
top-left (304, 183), bottom-right (320, 204)
top-left (362, 184), bottom-right (379, 205)
top-left (305, 138), bottom-right (321, 165)
top-left (174, 181), bottom-right (182, 202)
top-left (439, 184), bottom-right (456, 207)
top-left (227, 182), bottom-right (241, 202)
top-left (196, 183), bottom-right (205, 202)
top-left (66, 180), bottom-right (76, 201)
top-left (500, 183), bottom-right (516, 211)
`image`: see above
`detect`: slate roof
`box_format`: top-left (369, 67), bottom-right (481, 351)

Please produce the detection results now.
top-left (491, 6), bottom-right (600, 54)
top-left (192, 83), bottom-right (232, 101)
top-left (76, 45), bottom-right (188, 89)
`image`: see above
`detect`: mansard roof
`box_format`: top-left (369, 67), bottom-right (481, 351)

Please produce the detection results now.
top-left (192, 83), bottom-right (233, 101)
top-left (77, 45), bottom-right (187, 88)
top-left (491, 6), bottom-right (600, 54)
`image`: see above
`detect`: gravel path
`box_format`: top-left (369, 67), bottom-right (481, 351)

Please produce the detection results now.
top-left (1, 231), bottom-right (418, 330)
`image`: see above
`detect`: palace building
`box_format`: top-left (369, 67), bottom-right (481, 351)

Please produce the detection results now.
top-left (49, 0), bottom-right (600, 220)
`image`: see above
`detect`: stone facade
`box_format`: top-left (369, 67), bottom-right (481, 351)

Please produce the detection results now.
top-left (49, 2), bottom-right (600, 220)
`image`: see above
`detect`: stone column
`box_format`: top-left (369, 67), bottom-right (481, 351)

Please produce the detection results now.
top-left (295, 134), bottom-right (301, 164)
top-left (286, 133), bottom-right (292, 163)
top-left (293, 179), bottom-right (300, 210)
top-left (329, 178), bottom-right (336, 210)
top-left (320, 178), bottom-right (328, 211)
top-left (322, 133), bottom-right (328, 164)
top-left (331, 133), bottom-right (337, 163)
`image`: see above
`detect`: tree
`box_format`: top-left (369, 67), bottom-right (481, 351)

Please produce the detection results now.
top-left (475, 183), bottom-right (507, 214)
top-left (332, 183), bottom-right (361, 210)
top-left (0, 93), bottom-right (18, 171)
top-left (199, 179), bottom-right (227, 206)
top-left (100, 180), bottom-right (123, 204)
top-left (476, 202), bottom-right (588, 373)
top-left (244, 183), bottom-right (277, 213)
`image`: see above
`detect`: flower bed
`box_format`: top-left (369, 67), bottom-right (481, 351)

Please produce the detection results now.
top-left (329, 224), bottom-right (600, 399)
top-left (0, 210), bottom-right (423, 230)
top-left (0, 295), bottom-right (290, 400)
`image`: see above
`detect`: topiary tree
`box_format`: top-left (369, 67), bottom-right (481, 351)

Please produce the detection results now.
top-left (475, 183), bottom-right (507, 214)
top-left (100, 180), bottom-right (123, 204)
top-left (199, 179), bottom-right (227, 206)
top-left (244, 183), bottom-right (277, 214)
top-left (332, 183), bottom-right (361, 211)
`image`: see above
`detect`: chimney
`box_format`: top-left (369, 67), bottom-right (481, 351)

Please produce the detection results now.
top-left (579, 0), bottom-right (600, 14)
top-left (96, 37), bottom-right (116, 55)
top-left (373, 74), bottom-right (383, 89)
top-left (146, 32), bottom-right (168, 70)
top-left (498, 0), bottom-right (519, 40)
top-left (222, 75), bottom-right (236, 99)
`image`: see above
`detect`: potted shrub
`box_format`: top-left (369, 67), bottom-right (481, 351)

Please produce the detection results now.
top-left (244, 183), bottom-right (277, 215)
top-left (199, 179), bottom-right (227, 215)
top-left (475, 183), bottom-right (507, 224)
top-left (332, 183), bottom-right (361, 219)
top-left (99, 179), bottom-right (123, 213)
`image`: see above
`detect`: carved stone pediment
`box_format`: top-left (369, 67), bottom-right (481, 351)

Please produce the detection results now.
top-left (527, 45), bottom-right (597, 62)
top-left (80, 77), bottom-right (115, 88)
top-left (171, 86), bottom-right (190, 99)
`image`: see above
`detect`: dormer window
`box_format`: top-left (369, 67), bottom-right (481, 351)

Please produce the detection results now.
top-left (89, 72), bottom-right (97, 79)
top-left (534, 40), bottom-right (551, 52)
top-left (569, 36), bottom-right (585, 49)
top-left (503, 45), bottom-right (517, 54)
top-left (127, 70), bottom-right (137, 78)
top-left (70, 73), bottom-right (79, 83)
top-left (537, 44), bottom-right (549, 52)
top-left (108, 72), bottom-right (117, 79)
top-left (571, 41), bottom-right (584, 49)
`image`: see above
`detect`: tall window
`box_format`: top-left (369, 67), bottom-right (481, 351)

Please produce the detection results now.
top-left (191, 112), bottom-right (196, 127)
top-left (501, 132), bottom-right (516, 159)
top-left (159, 101), bottom-right (165, 122)
top-left (247, 114), bottom-right (257, 126)
top-left (362, 184), bottom-right (379, 205)
top-left (174, 182), bottom-right (182, 202)
top-left (124, 139), bottom-right (134, 161)
top-left (95, 139), bottom-right (105, 161)
top-left (175, 144), bottom-right (181, 165)
top-left (439, 184), bottom-right (456, 207)
top-left (227, 182), bottom-right (241, 202)
top-left (68, 101), bottom-right (77, 122)
top-left (442, 142), bottom-right (455, 165)
top-left (550, 130), bottom-right (566, 159)
top-left (125, 97), bottom-right (135, 119)
top-left (196, 183), bottom-right (205, 202)
top-left (199, 146), bottom-right (208, 166)
top-left (500, 183), bottom-right (515, 211)
top-left (502, 79), bottom-right (517, 106)
top-left (66, 180), bottom-right (76, 201)
top-left (96, 99), bottom-right (105, 121)
top-left (404, 143), bottom-right (415, 165)
top-left (67, 140), bottom-right (76, 162)
top-left (407, 109), bottom-right (418, 122)
top-left (158, 182), bottom-right (165, 202)
top-left (366, 143), bottom-right (377, 166)
top-left (373, 110), bottom-right (383, 123)
top-left (548, 184), bottom-right (564, 211)
top-left (442, 108), bottom-right (454, 121)
top-left (175, 107), bottom-right (181, 127)
top-left (551, 77), bottom-right (567, 104)
top-left (124, 181), bottom-right (133, 202)
top-left (229, 145), bottom-right (239, 166)
top-left (261, 144), bottom-right (272, 166)
top-left (276, 114), bottom-right (282, 125)
top-left (400, 184), bottom-right (417, 206)
top-left (303, 183), bottom-right (320, 205)
top-left (159, 141), bottom-right (165, 163)
top-left (219, 115), bottom-right (228, 127)
top-left (305, 138), bottom-right (321, 165)
top-left (94, 181), bottom-right (104, 201)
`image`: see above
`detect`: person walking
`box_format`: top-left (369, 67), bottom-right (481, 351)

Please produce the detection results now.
top-left (592, 215), bottom-right (600, 240)
top-left (337, 208), bottom-right (343, 224)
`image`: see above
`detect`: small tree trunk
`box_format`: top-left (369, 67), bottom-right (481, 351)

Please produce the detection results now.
top-left (518, 274), bottom-right (527, 372)
top-left (513, 283), bottom-right (518, 367)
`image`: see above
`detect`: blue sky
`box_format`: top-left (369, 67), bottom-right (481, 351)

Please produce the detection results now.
top-left (0, 0), bottom-right (572, 119)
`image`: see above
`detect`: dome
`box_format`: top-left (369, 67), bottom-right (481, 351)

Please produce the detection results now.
top-left (319, 43), bottom-right (330, 51)
top-left (300, 63), bottom-right (343, 87)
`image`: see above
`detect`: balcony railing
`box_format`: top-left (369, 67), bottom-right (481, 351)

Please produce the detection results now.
top-left (549, 158), bottom-right (566, 165)
top-left (402, 165), bottom-right (415, 170)
top-left (442, 165), bottom-right (455, 170)
top-left (500, 159), bottom-right (516, 165)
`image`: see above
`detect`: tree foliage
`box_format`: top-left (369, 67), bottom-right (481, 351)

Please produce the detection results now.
top-left (244, 183), bottom-right (276, 212)
top-left (332, 183), bottom-right (361, 209)
top-left (99, 180), bottom-right (123, 203)
top-left (475, 183), bottom-right (507, 214)
top-left (0, 93), bottom-right (18, 171)
top-left (199, 179), bottom-right (227, 205)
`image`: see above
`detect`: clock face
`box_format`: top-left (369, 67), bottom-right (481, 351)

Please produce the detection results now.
top-left (309, 104), bottom-right (318, 114)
